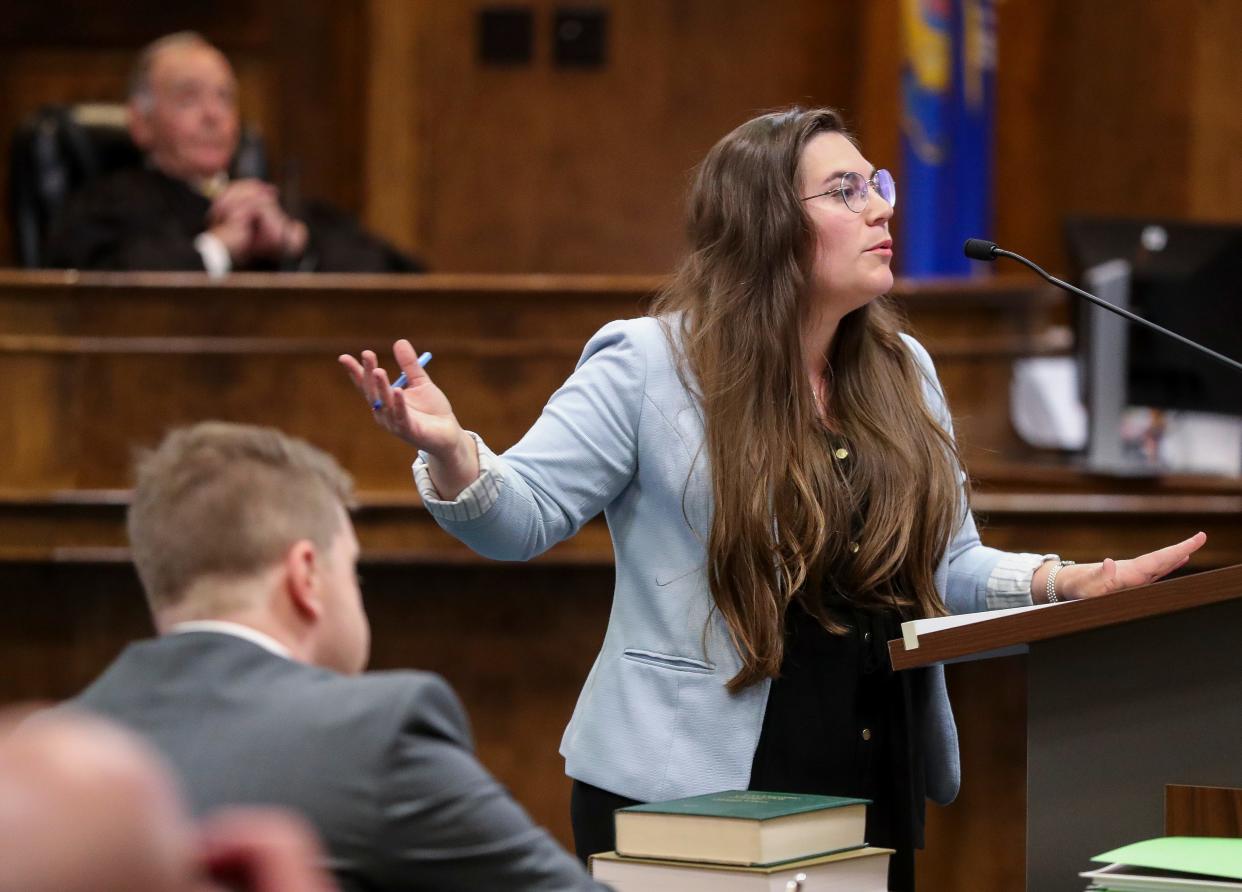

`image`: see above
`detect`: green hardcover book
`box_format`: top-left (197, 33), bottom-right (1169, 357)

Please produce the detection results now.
top-left (614, 790), bottom-right (870, 866)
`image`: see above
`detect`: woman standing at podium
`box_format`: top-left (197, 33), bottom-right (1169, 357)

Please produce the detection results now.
top-left (341, 107), bottom-right (1203, 890)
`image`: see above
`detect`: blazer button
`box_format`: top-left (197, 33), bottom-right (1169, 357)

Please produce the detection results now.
top-left (861, 728), bottom-right (872, 741)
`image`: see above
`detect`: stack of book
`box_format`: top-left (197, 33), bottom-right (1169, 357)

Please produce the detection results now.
top-left (1080, 837), bottom-right (1242, 891)
top-left (588, 789), bottom-right (892, 891)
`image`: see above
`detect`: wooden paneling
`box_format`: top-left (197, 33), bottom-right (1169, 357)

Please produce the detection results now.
top-left (363, 0), bottom-right (427, 257)
top-left (0, 271), bottom-right (653, 491)
top-left (406, 0), bottom-right (1241, 274)
top-left (854, 1), bottom-right (904, 176)
top-left (269, 0), bottom-right (365, 215)
top-left (1188, 0), bottom-right (1242, 218)
top-left (1166, 784), bottom-right (1242, 838)
top-left (410, 0), bottom-right (862, 273)
top-left (919, 657), bottom-right (1027, 892)
top-left (0, 1), bottom-right (274, 49)
top-left (0, 270), bottom-right (1070, 489)
top-left (991, 0), bottom-right (1242, 273)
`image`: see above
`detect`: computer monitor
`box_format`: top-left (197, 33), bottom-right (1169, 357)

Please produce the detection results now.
top-left (1064, 217), bottom-right (1242, 475)
top-left (1065, 217), bottom-right (1242, 416)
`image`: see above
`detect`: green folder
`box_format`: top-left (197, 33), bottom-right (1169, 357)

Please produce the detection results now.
top-left (1092, 837), bottom-right (1242, 881)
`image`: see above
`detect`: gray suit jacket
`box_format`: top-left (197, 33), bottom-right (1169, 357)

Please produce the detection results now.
top-left (73, 632), bottom-right (604, 891)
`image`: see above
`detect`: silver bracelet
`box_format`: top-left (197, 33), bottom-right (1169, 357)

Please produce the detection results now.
top-left (1046, 559), bottom-right (1075, 603)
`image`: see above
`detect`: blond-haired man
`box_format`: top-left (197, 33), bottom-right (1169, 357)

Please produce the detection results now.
top-left (73, 422), bottom-right (603, 891)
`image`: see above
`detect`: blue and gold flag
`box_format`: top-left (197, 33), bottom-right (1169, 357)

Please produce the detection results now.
top-left (899, 0), bottom-right (996, 277)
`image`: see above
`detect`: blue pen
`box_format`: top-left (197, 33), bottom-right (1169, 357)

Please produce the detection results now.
top-left (372, 351), bottom-right (432, 409)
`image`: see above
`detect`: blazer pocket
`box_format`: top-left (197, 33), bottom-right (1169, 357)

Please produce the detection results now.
top-left (621, 648), bottom-right (715, 674)
top-left (654, 564), bottom-right (702, 587)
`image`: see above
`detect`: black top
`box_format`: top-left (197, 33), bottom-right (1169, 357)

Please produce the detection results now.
top-left (749, 589), bottom-right (927, 892)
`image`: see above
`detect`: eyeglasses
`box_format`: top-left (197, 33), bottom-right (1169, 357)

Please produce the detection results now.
top-left (801, 169), bottom-right (896, 213)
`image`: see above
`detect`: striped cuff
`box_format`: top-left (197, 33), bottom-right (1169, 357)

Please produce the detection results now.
top-left (985, 552), bottom-right (1048, 609)
top-left (412, 432), bottom-right (501, 523)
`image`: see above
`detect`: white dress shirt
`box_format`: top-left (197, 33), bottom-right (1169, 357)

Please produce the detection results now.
top-left (169, 620), bottom-right (292, 660)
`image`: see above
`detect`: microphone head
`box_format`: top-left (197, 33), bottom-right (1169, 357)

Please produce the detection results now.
top-left (963, 238), bottom-right (1000, 261)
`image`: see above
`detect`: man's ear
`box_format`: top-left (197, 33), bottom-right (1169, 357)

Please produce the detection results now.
top-left (282, 540), bottom-right (322, 622)
top-left (128, 100), bottom-right (153, 151)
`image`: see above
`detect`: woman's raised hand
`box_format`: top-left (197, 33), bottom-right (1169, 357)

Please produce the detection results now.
top-left (339, 340), bottom-right (480, 497)
top-left (339, 339), bottom-right (458, 451)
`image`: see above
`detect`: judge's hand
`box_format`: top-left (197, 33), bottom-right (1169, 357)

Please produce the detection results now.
top-left (207, 213), bottom-right (257, 265)
top-left (246, 200), bottom-right (307, 260)
top-left (207, 180), bottom-right (275, 263)
top-left (208, 180), bottom-right (305, 263)
top-left (339, 339), bottom-right (480, 499)
top-left (1035, 532), bottom-right (1207, 602)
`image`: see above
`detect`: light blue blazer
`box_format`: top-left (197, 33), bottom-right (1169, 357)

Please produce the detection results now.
top-left (420, 316), bottom-right (1011, 805)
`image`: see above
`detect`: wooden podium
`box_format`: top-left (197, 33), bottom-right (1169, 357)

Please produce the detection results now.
top-left (890, 565), bottom-right (1242, 890)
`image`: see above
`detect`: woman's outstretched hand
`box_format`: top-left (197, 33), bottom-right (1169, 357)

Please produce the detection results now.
top-left (339, 339), bottom-right (480, 498)
top-left (1036, 531), bottom-right (1208, 602)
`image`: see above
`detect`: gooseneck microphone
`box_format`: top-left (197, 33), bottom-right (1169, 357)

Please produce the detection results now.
top-left (963, 238), bottom-right (1242, 374)
top-left (962, 238), bottom-right (1003, 262)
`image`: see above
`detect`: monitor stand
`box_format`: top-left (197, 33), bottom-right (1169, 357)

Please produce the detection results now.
top-left (1080, 258), bottom-right (1162, 477)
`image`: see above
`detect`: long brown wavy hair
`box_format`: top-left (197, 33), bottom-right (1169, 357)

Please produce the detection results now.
top-left (651, 107), bottom-right (965, 692)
